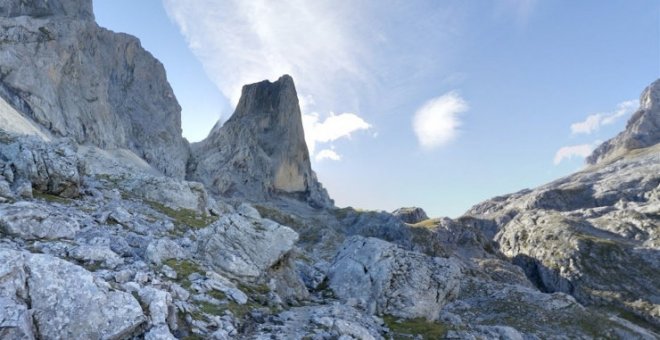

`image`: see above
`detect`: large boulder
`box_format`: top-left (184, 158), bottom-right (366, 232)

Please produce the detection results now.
top-left (188, 75), bottom-right (333, 208)
top-left (0, 132), bottom-right (83, 199)
top-left (392, 207), bottom-right (429, 224)
top-left (0, 248), bottom-right (146, 339)
top-left (328, 236), bottom-right (462, 319)
top-left (0, 201), bottom-right (80, 240)
top-left (196, 213), bottom-right (299, 278)
top-left (0, 0), bottom-right (189, 178)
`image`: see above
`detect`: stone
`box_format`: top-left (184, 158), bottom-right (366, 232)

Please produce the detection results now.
top-left (0, 132), bottom-right (83, 198)
top-left (139, 287), bottom-right (177, 339)
top-left (0, 296), bottom-right (36, 340)
top-left (392, 207), bottom-right (429, 224)
top-left (67, 245), bottom-right (123, 269)
top-left (196, 213), bottom-right (299, 278)
top-left (188, 75), bottom-right (333, 208)
top-left (146, 238), bottom-right (185, 265)
top-left (0, 2), bottom-right (189, 177)
top-left (328, 236), bottom-right (462, 319)
top-left (0, 248), bottom-right (146, 339)
top-left (247, 304), bottom-right (385, 339)
top-left (0, 201), bottom-right (80, 240)
top-left (205, 271), bottom-right (248, 305)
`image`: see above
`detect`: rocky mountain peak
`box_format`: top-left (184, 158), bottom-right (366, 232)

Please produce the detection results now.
top-left (0, 0), bottom-right (189, 177)
top-left (0, 0), bottom-right (94, 20)
top-left (587, 78), bottom-right (660, 165)
top-left (188, 75), bottom-right (333, 208)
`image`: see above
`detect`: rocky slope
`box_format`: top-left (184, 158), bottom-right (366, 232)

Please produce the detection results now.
top-left (188, 75), bottom-right (333, 209)
top-left (0, 0), bottom-right (658, 338)
top-left (463, 80), bottom-right (660, 329)
top-left (0, 0), bottom-right (189, 178)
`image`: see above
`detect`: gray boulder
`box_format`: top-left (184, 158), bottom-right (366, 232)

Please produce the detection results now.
top-left (0, 296), bottom-right (35, 340)
top-left (0, 201), bottom-right (80, 240)
top-left (0, 0), bottom-right (189, 177)
top-left (0, 248), bottom-right (146, 339)
top-left (196, 213), bottom-right (299, 278)
top-left (188, 75), bottom-right (333, 208)
top-left (0, 132), bottom-right (83, 198)
top-left (392, 207), bottom-right (429, 224)
top-left (328, 236), bottom-right (462, 319)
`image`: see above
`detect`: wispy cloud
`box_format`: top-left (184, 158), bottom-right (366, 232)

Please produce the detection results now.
top-left (302, 112), bottom-right (371, 157)
top-left (570, 100), bottom-right (638, 135)
top-left (553, 144), bottom-right (594, 165)
top-left (413, 91), bottom-right (468, 150)
top-left (162, 0), bottom-right (369, 110)
top-left (316, 149), bottom-right (341, 162)
top-left (494, 0), bottom-right (538, 25)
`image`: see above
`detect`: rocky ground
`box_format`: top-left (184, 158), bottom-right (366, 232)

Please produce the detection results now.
top-left (0, 0), bottom-right (658, 339)
top-left (0, 128), bottom-right (657, 339)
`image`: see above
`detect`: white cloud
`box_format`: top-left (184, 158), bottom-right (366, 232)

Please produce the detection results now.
top-left (553, 144), bottom-right (593, 165)
top-left (570, 100), bottom-right (638, 135)
top-left (412, 91), bottom-right (468, 149)
top-left (162, 0), bottom-right (368, 110)
top-left (315, 149), bottom-right (341, 162)
top-left (302, 112), bottom-right (371, 155)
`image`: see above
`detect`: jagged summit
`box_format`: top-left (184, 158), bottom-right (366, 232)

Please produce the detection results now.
top-left (587, 78), bottom-right (660, 165)
top-left (0, 0), bottom-right (189, 178)
top-left (188, 75), bottom-right (333, 208)
top-left (0, 0), bottom-right (94, 20)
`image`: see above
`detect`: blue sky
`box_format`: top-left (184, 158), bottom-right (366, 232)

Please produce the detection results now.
top-left (94, 0), bottom-right (660, 217)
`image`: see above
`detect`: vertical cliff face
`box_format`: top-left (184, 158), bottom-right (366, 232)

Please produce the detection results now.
top-left (0, 0), bottom-right (189, 178)
top-left (587, 79), bottom-right (660, 165)
top-left (188, 75), bottom-right (333, 208)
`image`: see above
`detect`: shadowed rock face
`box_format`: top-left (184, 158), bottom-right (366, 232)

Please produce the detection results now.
top-left (588, 79), bottom-right (660, 165)
top-left (0, 0), bottom-right (189, 178)
top-left (188, 75), bottom-right (333, 208)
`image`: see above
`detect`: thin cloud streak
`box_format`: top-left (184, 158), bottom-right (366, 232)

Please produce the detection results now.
top-left (553, 144), bottom-right (593, 165)
top-left (571, 100), bottom-right (638, 135)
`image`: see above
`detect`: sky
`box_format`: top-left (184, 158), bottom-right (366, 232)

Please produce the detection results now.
top-left (94, 0), bottom-right (660, 218)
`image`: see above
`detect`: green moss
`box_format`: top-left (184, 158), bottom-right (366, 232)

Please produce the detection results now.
top-left (198, 300), bottom-right (226, 316)
top-left (254, 205), bottom-right (304, 229)
top-left (412, 218), bottom-right (439, 229)
top-left (32, 191), bottom-right (74, 205)
top-left (164, 259), bottom-right (203, 289)
top-left (208, 290), bottom-right (227, 300)
top-left (332, 207), bottom-right (354, 220)
top-left (238, 282), bottom-right (271, 295)
top-left (383, 316), bottom-right (448, 340)
top-left (146, 200), bottom-right (218, 230)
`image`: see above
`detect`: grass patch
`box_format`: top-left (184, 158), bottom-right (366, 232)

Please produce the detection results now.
top-left (238, 282), bottom-right (271, 296)
top-left (163, 259), bottom-right (203, 289)
top-left (254, 205), bottom-right (304, 229)
top-left (332, 207), bottom-right (354, 220)
top-left (146, 200), bottom-right (217, 230)
top-left (383, 316), bottom-right (448, 340)
top-left (208, 290), bottom-right (227, 300)
top-left (32, 191), bottom-right (74, 205)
